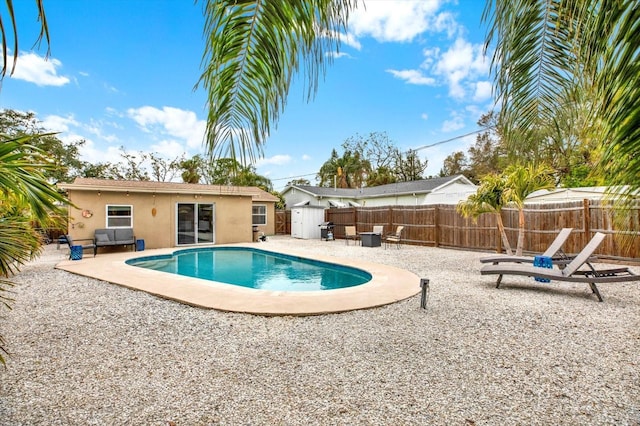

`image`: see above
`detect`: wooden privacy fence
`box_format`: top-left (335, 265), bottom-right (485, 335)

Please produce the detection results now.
top-left (275, 199), bottom-right (640, 261)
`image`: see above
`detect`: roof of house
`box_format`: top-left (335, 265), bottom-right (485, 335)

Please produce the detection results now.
top-left (526, 186), bottom-right (633, 202)
top-left (282, 175), bottom-right (475, 200)
top-left (58, 178), bottom-right (280, 203)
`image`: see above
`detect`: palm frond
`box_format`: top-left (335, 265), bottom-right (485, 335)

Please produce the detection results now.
top-left (0, 211), bottom-right (41, 278)
top-left (1, 0), bottom-right (50, 78)
top-left (503, 163), bottom-right (555, 207)
top-left (484, 0), bottom-right (583, 146)
top-left (0, 133), bottom-right (68, 223)
top-left (595, 3), bottom-right (640, 196)
top-left (197, 0), bottom-right (358, 164)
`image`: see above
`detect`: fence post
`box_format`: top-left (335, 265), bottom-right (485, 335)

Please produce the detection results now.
top-left (583, 198), bottom-right (591, 244)
top-left (388, 206), bottom-right (393, 232)
top-left (434, 205), bottom-right (439, 247)
top-left (497, 212), bottom-right (503, 254)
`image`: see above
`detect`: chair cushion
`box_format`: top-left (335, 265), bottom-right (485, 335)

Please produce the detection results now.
top-left (95, 233), bottom-right (110, 243)
top-left (95, 229), bottom-right (115, 241)
top-left (114, 228), bottom-right (134, 243)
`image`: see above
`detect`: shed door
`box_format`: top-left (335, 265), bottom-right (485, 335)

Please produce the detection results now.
top-left (176, 203), bottom-right (215, 245)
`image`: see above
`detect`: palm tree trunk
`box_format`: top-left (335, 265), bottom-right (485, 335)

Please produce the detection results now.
top-left (516, 208), bottom-right (525, 256)
top-left (495, 213), bottom-right (513, 255)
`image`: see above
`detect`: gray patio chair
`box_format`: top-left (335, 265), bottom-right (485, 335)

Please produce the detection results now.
top-left (64, 234), bottom-right (97, 259)
top-left (481, 232), bottom-right (640, 302)
top-left (480, 228), bottom-right (573, 265)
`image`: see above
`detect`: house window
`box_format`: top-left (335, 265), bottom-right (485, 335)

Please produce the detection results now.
top-left (106, 205), bottom-right (133, 228)
top-left (252, 205), bottom-right (267, 225)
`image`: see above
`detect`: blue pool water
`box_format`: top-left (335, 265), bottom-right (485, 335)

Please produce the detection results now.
top-left (126, 247), bottom-right (372, 291)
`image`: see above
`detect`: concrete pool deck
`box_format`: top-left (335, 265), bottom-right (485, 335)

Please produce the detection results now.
top-left (55, 243), bottom-right (421, 315)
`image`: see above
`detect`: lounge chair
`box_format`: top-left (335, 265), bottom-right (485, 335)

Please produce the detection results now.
top-left (480, 228), bottom-right (573, 265)
top-left (64, 234), bottom-right (97, 259)
top-left (481, 232), bottom-right (640, 302)
top-left (345, 226), bottom-right (360, 245)
top-left (384, 226), bottom-right (404, 249)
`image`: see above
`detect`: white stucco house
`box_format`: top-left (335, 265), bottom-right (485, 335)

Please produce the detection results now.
top-left (281, 175), bottom-right (478, 208)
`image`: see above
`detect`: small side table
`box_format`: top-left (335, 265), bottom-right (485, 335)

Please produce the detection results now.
top-left (360, 232), bottom-right (381, 247)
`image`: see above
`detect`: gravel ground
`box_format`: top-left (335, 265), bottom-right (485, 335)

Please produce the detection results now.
top-left (1, 236), bottom-right (639, 425)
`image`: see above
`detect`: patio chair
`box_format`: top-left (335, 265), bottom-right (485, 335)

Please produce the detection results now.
top-left (345, 226), bottom-right (360, 245)
top-left (480, 232), bottom-right (640, 302)
top-left (372, 225), bottom-right (384, 235)
top-left (480, 228), bottom-right (574, 265)
top-left (384, 226), bottom-right (404, 249)
top-left (64, 234), bottom-right (97, 259)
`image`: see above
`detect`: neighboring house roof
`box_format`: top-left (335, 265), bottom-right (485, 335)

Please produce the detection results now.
top-left (281, 175), bottom-right (475, 200)
top-left (58, 178), bottom-right (279, 203)
top-left (526, 186), bottom-right (632, 202)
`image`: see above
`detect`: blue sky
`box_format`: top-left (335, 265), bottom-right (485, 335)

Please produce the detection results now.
top-left (2, 0), bottom-right (493, 190)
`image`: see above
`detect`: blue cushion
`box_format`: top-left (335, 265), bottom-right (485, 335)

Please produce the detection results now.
top-left (534, 255), bottom-right (552, 282)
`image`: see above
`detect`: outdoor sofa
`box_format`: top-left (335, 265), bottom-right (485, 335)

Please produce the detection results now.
top-left (94, 228), bottom-right (136, 253)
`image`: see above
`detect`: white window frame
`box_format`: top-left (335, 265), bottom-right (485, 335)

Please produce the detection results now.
top-left (106, 204), bottom-right (133, 228)
top-left (252, 204), bottom-right (267, 225)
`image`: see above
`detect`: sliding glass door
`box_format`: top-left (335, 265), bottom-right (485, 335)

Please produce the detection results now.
top-left (176, 203), bottom-right (215, 245)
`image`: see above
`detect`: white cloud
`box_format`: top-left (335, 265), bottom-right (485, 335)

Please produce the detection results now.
top-left (328, 51), bottom-right (352, 59)
top-left (127, 106), bottom-right (205, 149)
top-left (423, 37), bottom-right (489, 100)
top-left (8, 52), bottom-right (70, 86)
top-left (422, 133), bottom-right (477, 177)
top-left (339, 32), bottom-right (362, 50)
top-left (348, 0), bottom-right (442, 43)
top-left (386, 69), bottom-right (436, 85)
top-left (441, 111), bottom-right (465, 132)
top-left (433, 12), bottom-right (460, 38)
top-left (435, 38), bottom-right (488, 76)
top-left (41, 114), bottom-right (122, 146)
top-left (302, 154), bottom-right (311, 161)
top-left (421, 113), bottom-right (429, 120)
top-left (344, 0), bottom-right (491, 106)
top-left (105, 107), bottom-right (124, 118)
top-left (85, 119), bottom-right (119, 143)
top-left (103, 83), bottom-right (120, 93)
top-left (473, 81), bottom-right (492, 102)
top-left (150, 140), bottom-right (188, 159)
top-left (41, 114), bottom-right (79, 133)
top-left (255, 154), bottom-right (292, 167)
top-left (76, 138), bottom-right (122, 164)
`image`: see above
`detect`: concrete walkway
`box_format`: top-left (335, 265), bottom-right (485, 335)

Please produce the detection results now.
top-left (55, 242), bottom-right (420, 315)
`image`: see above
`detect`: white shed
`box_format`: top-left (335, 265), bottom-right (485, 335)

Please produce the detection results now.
top-left (291, 205), bottom-right (326, 239)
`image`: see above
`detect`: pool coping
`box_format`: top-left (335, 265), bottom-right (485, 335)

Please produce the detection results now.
top-left (54, 243), bottom-right (421, 315)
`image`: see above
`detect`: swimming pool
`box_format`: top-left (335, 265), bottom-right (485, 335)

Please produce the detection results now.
top-left (126, 247), bottom-right (372, 291)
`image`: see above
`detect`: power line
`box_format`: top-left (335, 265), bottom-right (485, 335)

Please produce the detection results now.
top-left (269, 127), bottom-right (494, 183)
top-left (411, 127), bottom-right (493, 153)
top-left (270, 172), bottom-right (317, 182)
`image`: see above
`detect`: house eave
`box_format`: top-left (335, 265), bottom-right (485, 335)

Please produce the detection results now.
top-left (58, 181), bottom-right (279, 202)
